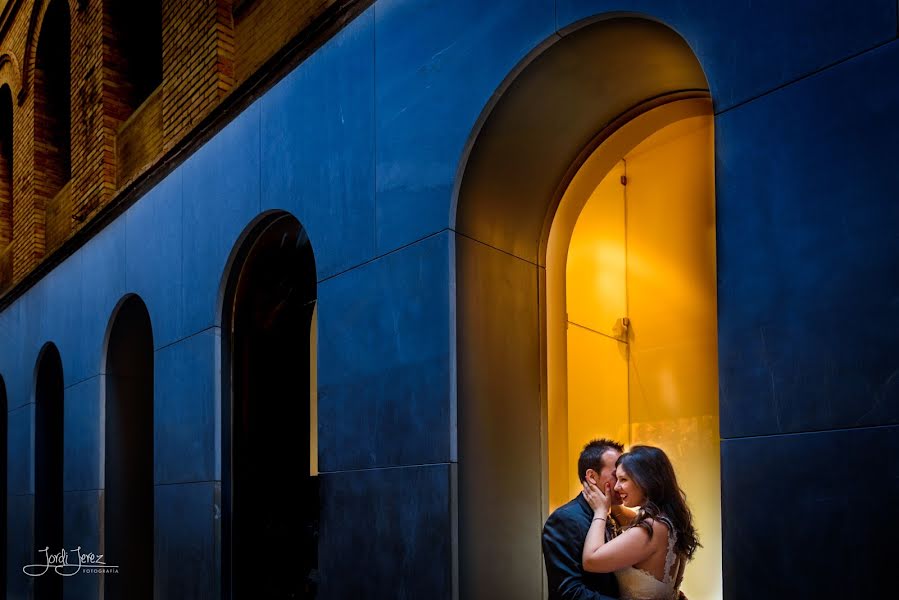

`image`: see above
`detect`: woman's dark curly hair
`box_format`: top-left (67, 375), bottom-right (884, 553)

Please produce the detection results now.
top-left (616, 445), bottom-right (700, 560)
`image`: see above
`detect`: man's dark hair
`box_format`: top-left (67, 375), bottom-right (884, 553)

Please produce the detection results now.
top-left (577, 438), bottom-right (624, 483)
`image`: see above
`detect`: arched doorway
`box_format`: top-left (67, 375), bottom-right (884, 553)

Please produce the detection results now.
top-left (34, 343), bottom-right (63, 600)
top-left (454, 16), bottom-right (719, 599)
top-left (103, 295), bottom-right (154, 600)
top-left (221, 212), bottom-right (319, 599)
top-left (551, 98), bottom-right (720, 598)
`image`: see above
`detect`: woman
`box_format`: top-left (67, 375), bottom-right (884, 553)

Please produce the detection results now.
top-left (581, 445), bottom-right (699, 600)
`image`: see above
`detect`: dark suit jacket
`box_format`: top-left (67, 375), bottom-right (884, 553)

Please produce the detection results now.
top-left (542, 495), bottom-right (619, 600)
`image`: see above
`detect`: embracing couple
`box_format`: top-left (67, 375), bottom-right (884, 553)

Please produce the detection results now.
top-left (542, 439), bottom-right (699, 600)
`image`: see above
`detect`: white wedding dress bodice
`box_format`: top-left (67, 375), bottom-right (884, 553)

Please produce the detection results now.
top-left (614, 517), bottom-right (684, 600)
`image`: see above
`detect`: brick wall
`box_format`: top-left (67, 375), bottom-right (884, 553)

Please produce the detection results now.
top-left (0, 0), bottom-right (353, 298)
top-left (10, 0), bottom-right (38, 283)
top-left (161, 0), bottom-right (234, 153)
top-left (69, 0), bottom-right (109, 230)
top-left (0, 85), bottom-right (10, 292)
top-left (0, 85), bottom-right (11, 250)
top-left (33, 0), bottom-right (71, 257)
top-left (235, 0), bottom-right (334, 83)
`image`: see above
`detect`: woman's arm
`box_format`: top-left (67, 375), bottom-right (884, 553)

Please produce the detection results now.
top-left (580, 480), bottom-right (657, 573)
top-left (583, 525), bottom-right (655, 573)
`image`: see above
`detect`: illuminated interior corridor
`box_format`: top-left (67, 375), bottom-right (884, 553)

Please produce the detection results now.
top-left (548, 100), bottom-right (721, 600)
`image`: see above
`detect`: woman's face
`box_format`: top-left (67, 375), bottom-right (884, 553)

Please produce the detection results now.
top-left (613, 464), bottom-right (646, 508)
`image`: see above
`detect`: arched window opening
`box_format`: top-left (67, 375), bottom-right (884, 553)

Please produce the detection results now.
top-left (104, 295), bottom-right (154, 600)
top-left (0, 84), bottom-right (12, 248)
top-left (34, 0), bottom-right (71, 202)
top-left (105, 0), bottom-right (162, 122)
top-left (34, 343), bottom-right (64, 600)
top-left (222, 213), bottom-right (319, 599)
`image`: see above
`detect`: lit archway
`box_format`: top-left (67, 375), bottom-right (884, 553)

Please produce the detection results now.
top-left (553, 98), bottom-right (720, 599)
top-left (221, 212), bottom-right (319, 598)
top-left (34, 342), bottom-right (63, 600)
top-left (103, 294), bottom-right (154, 600)
top-left (454, 16), bottom-right (719, 599)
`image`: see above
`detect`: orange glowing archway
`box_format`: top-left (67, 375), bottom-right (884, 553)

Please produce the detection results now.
top-left (453, 15), bottom-right (721, 599)
top-left (548, 98), bottom-right (720, 599)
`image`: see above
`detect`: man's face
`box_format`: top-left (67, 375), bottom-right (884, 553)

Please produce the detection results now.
top-left (587, 449), bottom-right (622, 505)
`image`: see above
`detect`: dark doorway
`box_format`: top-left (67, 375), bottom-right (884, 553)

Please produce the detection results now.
top-left (104, 295), bottom-right (154, 600)
top-left (34, 343), bottom-right (63, 600)
top-left (223, 213), bottom-right (319, 599)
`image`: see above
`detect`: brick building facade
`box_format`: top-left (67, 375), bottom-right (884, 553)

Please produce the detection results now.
top-left (0, 0), bottom-right (361, 300)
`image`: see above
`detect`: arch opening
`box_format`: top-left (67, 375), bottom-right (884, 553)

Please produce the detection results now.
top-left (103, 294), bottom-right (154, 600)
top-left (104, 0), bottom-right (162, 122)
top-left (34, 342), bottom-right (63, 600)
top-left (554, 99), bottom-right (720, 599)
top-left (34, 0), bottom-right (71, 202)
top-left (221, 212), bottom-right (319, 599)
top-left (455, 16), bottom-right (720, 600)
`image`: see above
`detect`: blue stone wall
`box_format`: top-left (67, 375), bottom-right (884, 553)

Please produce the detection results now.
top-left (0, 1), bottom-right (896, 598)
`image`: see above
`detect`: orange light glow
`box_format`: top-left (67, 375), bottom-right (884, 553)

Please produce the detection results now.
top-left (552, 101), bottom-right (721, 600)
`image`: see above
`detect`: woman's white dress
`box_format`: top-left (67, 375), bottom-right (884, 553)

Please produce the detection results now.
top-left (614, 517), bottom-right (685, 600)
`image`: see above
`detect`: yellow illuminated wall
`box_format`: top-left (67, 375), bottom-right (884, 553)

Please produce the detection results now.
top-left (564, 109), bottom-right (721, 600)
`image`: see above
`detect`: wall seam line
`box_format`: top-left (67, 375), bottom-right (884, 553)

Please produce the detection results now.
top-left (154, 324), bottom-right (220, 353)
top-left (716, 36), bottom-right (897, 116)
top-left (722, 422), bottom-right (898, 442)
top-left (317, 228), bottom-right (448, 284)
top-left (319, 461), bottom-right (452, 475)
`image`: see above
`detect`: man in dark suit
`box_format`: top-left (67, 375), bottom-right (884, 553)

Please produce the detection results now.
top-left (542, 439), bottom-right (624, 600)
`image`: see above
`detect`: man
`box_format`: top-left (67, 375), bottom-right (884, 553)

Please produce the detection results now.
top-left (542, 439), bottom-right (625, 600)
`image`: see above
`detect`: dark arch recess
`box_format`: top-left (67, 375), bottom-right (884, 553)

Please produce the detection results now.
top-left (104, 294), bottom-right (154, 600)
top-left (105, 0), bottom-right (163, 121)
top-left (33, 0), bottom-right (71, 202)
top-left (221, 212), bottom-right (319, 599)
top-left (34, 342), bottom-right (64, 600)
top-left (453, 16), bottom-right (710, 599)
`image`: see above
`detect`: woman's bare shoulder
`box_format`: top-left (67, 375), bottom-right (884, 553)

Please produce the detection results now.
top-left (642, 517), bottom-right (671, 545)
top-left (648, 517), bottom-right (669, 532)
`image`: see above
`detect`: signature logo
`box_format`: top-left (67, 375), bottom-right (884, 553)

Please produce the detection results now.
top-left (23, 547), bottom-right (119, 576)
